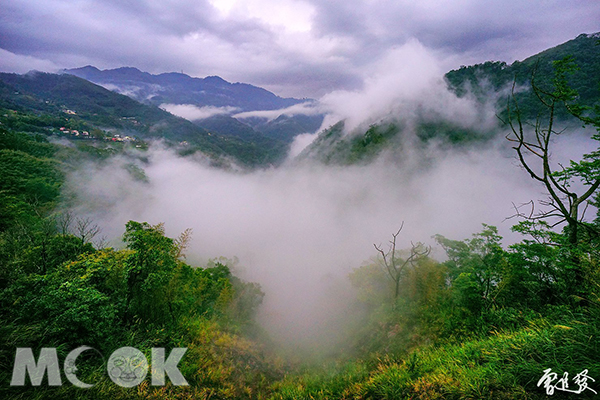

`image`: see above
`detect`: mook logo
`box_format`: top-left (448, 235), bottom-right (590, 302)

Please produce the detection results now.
top-left (10, 346), bottom-right (188, 388)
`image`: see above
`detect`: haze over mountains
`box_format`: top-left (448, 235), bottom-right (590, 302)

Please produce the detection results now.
top-left (299, 32), bottom-right (600, 165)
top-left (52, 32), bottom-right (599, 352)
top-left (0, 32), bottom-right (597, 170)
top-left (63, 65), bottom-right (325, 144)
top-left (64, 65), bottom-right (306, 111)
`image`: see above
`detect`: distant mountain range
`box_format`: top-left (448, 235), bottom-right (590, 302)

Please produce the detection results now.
top-left (0, 71), bottom-right (288, 166)
top-left (0, 64), bottom-right (330, 167)
top-left (63, 66), bottom-right (324, 144)
top-left (63, 66), bottom-right (303, 112)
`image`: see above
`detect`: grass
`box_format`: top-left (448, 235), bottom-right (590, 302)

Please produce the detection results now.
top-left (269, 315), bottom-right (600, 399)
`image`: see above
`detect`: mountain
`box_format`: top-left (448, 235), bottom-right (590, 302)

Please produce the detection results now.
top-left (0, 71), bottom-right (285, 167)
top-left (63, 66), bottom-right (325, 144)
top-left (445, 32), bottom-right (600, 120)
top-left (300, 32), bottom-right (600, 165)
top-left (244, 113), bottom-right (325, 143)
top-left (64, 66), bottom-right (303, 112)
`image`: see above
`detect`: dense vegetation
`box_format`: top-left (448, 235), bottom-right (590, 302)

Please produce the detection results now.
top-left (273, 43), bottom-right (600, 399)
top-left (1, 35), bottom-right (600, 399)
top-left (298, 119), bottom-right (488, 165)
top-left (0, 125), bottom-right (279, 399)
top-left (445, 33), bottom-right (600, 121)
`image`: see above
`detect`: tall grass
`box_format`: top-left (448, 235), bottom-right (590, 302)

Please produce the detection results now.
top-left (271, 311), bottom-right (600, 399)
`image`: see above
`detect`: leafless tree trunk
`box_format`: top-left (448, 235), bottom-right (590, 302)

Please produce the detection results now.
top-left (74, 217), bottom-right (101, 248)
top-left (502, 63), bottom-right (600, 292)
top-left (374, 223), bottom-right (431, 302)
top-left (503, 76), bottom-right (600, 246)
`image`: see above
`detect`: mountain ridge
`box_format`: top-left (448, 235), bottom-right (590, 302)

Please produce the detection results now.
top-left (63, 65), bottom-right (305, 112)
top-left (0, 71), bottom-right (286, 167)
top-left (63, 65), bottom-right (325, 145)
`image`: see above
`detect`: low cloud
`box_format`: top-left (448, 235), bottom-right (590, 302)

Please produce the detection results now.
top-left (55, 32), bottom-right (596, 352)
top-left (160, 104), bottom-right (239, 120)
top-left (0, 48), bottom-right (60, 74)
top-left (318, 39), bottom-right (497, 133)
top-left (288, 132), bottom-right (320, 158)
top-left (66, 134), bottom-right (559, 349)
top-left (234, 101), bottom-right (322, 121)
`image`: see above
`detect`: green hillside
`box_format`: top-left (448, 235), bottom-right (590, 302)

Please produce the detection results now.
top-left (1, 33), bottom-right (600, 399)
top-left (299, 117), bottom-right (491, 165)
top-left (445, 32), bottom-right (600, 120)
top-left (0, 72), bottom-right (286, 167)
top-left (301, 33), bottom-right (600, 166)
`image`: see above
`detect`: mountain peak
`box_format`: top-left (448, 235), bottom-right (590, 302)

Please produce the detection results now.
top-left (204, 75), bottom-right (228, 85)
top-left (71, 65), bottom-right (101, 73)
top-left (112, 66), bottom-right (142, 73)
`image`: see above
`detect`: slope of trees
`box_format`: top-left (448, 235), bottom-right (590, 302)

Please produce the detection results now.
top-left (272, 48), bottom-right (600, 400)
top-left (0, 126), bottom-right (275, 399)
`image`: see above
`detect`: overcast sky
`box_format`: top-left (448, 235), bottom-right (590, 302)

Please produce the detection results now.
top-left (1, 0), bottom-right (599, 98)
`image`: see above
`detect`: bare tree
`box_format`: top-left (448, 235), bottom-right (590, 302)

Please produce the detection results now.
top-left (374, 223), bottom-right (431, 301)
top-left (55, 210), bottom-right (74, 236)
top-left (503, 60), bottom-right (600, 246)
top-left (74, 217), bottom-right (101, 248)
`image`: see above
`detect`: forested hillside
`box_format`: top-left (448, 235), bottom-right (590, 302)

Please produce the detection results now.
top-left (300, 33), bottom-right (600, 166)
top-left (0, 72), bottom-right (287, 167)
top-left (64, 66), bottom-right (325, 147)
top-left (0, 126), bottom-right (279, 398)
top-left (445, 33), bottom-right (600, 120)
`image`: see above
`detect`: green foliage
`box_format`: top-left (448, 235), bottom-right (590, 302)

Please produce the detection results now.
top-left (0, 221), bottom-right (273, 399)
top-left (273, 309), bottom-right (600, 400)
top-left (0, 128), bottom-right (55, 158)
top-left (446, 33), bottom-right (600, 122)
top-left (0, 149), bottom-right (62, 205)
top-left (434, 225), bottom-right (507, 315)
top-left (285, 53), bottom-right (600, 399)
top-left (0, 121), bottom-right (275, 399)
top-left (0, 128), bottom-right (63, 233)
top-left (300, 117), bottom-right (493, 166)
top-left (1, 36), bottom-right (600, 398)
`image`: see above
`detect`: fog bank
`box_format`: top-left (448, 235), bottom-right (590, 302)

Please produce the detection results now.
top-left (65, 137), bottom-right (555, 348)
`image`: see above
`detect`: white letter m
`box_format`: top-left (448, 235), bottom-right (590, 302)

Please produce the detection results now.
top-left (11, 348), bottom-right (62, 386)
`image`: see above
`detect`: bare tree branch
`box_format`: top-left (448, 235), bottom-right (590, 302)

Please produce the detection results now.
top-left (373, 223), bottom-right (431, 302)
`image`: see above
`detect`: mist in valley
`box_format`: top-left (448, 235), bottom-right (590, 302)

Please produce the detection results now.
top-left (62, 42), bottom-right (594, 354)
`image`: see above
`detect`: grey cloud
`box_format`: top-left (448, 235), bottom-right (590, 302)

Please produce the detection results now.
top-left (1, 0), bottom-right (599, 98)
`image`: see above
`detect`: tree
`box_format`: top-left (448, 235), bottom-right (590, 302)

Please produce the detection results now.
top-left (123, 221), bottom-right (179, 324)
top-left (374, 223), bottom-right (431, 302)
top-left (503, 57), bottom-right (600, 292)
top-left (434, 225), bottom-right (507, 314)
top-left (503, 57), bottom-right (600, 246)
top-left (122, 221), bottom-right (234, 325)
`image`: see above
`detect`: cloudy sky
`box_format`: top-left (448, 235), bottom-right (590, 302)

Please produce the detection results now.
top-left (1, 0), bottom-right (599, 98)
